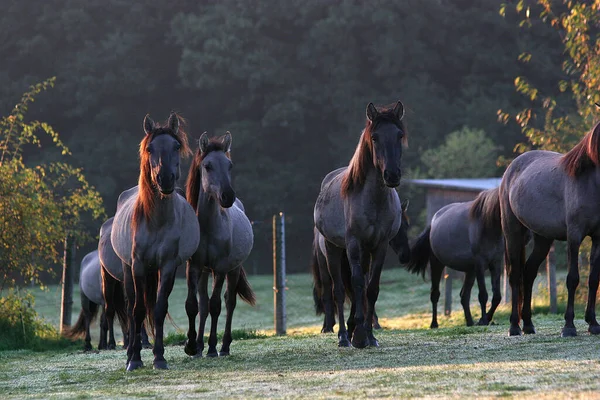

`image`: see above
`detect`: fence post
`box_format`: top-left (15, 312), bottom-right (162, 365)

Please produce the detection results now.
top-left (444, 268), bottom-right (452, 316)
top-left (59, 234), bottom-right (75, 333)
top-left (546, 244), bottom-right (557, 314)
top-left (273, 212), bottom-right (287, 335)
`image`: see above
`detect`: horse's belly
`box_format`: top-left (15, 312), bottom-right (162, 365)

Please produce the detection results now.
top-left (430, 219), bottom-right (474, 271)
top-left (314, 185), bottom-right (346, 248)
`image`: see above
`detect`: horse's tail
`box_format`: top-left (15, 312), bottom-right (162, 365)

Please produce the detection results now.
top-left (144, 270), bottom-right (158, 339)
top-left (310, 231), bottom-right (325, 315)
top-left (113, 283), bottom-right (128, 336)
top-left (63, 292), bottom-right (99, 339)
top-left (503, 240), bottom-right (525, 321)
top-left (405, 225), bottom-right (432, 278)
top-left (469, 187), bottom-right (501, 235)
top-left (236, 266), bottom-right (256, 306)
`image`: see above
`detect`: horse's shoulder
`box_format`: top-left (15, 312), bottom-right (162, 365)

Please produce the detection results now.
top-left (116, 186), bottom-right (139, 211)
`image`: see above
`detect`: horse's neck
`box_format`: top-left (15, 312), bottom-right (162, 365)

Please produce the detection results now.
top-left (361, 166), bottom-right (391, 203)
top-left (148, 191), bottom-right (177, 228)
top-left (197, 187), bottom-right (228, 231)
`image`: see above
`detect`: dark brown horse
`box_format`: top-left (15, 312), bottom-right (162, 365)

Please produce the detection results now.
top-left (501, 121), bottom-right (600, 337)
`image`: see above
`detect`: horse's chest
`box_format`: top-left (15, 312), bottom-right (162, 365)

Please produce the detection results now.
top-left (139, 231), bottom-right (179, 269)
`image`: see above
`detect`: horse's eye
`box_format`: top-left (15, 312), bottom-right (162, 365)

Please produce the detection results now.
top-left (204, 163), bottom-right (212, 171)
top-left (175, 144), bottom-right (181, 151)
top-left (146, 146), bottom-right (152, 153)
top-left (371, 135), bottom-right (378, 143)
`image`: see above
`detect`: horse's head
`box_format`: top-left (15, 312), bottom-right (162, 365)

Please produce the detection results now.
top-left (366, 101), bottom-right (406, 188)
top-left (198, 132), bottom-right (236, 208)
top-left (390, 200), bottom-right (411, 264)
top-left (142, 112), bottom-right (187, 195)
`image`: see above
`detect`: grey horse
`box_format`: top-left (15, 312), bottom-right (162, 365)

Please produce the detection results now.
top-left (500, 121), bottom-right (600, 337)
top-left (63, 250), bottom-right (126, 351)
top-left (406, 188), bottom-right (504, 328)
top-left (112, 112), bottom-right (200, 370)
top-left (184, 132), bottom-right (256, 358)
top-left (314, 101), bottom-right (407, 348)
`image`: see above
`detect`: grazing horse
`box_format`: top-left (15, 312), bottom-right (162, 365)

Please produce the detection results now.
top-left (63, 250), bottom-right (126, 351)
top-left (98, 215), bottom-right (150, 349)
top-left (314, 101), bottom-right (406, 348)
top-left (312, 200), bottom-right (411, 333)
top-left (406, 188), bottom-right (504, 328)
top-left (112, 112), bottom-right (200, 370)
top-left (500, 121), bottom-right (600, 337)
top-left (184, 132), bottom-right (256, 358)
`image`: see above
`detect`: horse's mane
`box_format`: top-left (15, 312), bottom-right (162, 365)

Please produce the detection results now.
top-left (340, 104), bottom-right (408, 196)
top-left (468, 187), bottom-right (501, 234)
top-left (185, 135), bottom-right (231, 211)
top-left (133, 113), bottom-right (191, 230)
top-left (560, 121), bottom-right (600, 177)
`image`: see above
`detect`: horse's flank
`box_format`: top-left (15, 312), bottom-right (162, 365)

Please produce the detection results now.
top-left (560, 121), bottom-right (600, 177)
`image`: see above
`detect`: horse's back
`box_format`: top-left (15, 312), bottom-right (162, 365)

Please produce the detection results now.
top-left (501, 150), bottom-right (568, 239)
top-left (80, 250), bottom-right (104, 305)
top-left (430, 202), bottom-right (475, 270)
top-left (98, 217), bottom-right (123, 281)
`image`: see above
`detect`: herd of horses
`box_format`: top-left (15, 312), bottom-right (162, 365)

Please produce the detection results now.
top-left (64, 101), bottom-right (600, 370)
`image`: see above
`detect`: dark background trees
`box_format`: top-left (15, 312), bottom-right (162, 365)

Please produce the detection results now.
top-left (0, 0), bottom-right (570, 274)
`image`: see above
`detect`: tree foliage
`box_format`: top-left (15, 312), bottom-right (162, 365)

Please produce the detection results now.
top-left (499, 0), bottom-right (600, 153)
top-left (0, 79), bottom-right (104, 291)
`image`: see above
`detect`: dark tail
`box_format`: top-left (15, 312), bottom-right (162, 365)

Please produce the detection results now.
top-left (144, 270), bottom-right (158, 338)
top-left (310, 231), bottom-right (325, 315)
top-left (236, 267), bottom-right (256, 306)
top-left (469, 187), bottom-right (501, 235)
top-left (63, 292), bottom-right (99, 339)
top-left (112, 283), bottom-right (128, 336)
top-left (405, 225), bottom-right (432, 278)
top-left (504, 241), bottom-right (525, 320)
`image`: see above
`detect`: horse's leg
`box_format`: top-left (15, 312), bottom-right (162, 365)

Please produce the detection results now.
top-left (220, 268), bottom-right (240, 356)
top-left (196, 270), bottom-right (211, 356)
top-left (473, 258), bottom-right (489, 326)
top-left (460, 270), bottom-right (476, 327)
top-left (325, 241), bottom-right (349, 347)
top-left (485, 259), bottom-right (502, 324)
top-left (153, 265), bottom-right (177, 370)
top-left (429, 256), bottom-right (444, 329)
top-left (207, 272), bottom-right (226, 357)
top-left (373, 310), bottom-right (381, 330)
top-left (184, 261), bottom-right (200, 356)
top-left (346, 238), bottom-right (370, 349)
top-left (521, 234), bottom-right (552, 334)
top-left (319, 257), bottom-right (336, 333)
top-left (141, 323), bottom-right (152, 348)
top-left (364, 244), bottom-right (387, 347)
top-left (586, 237), bottom-right (600, 334)
top-left (81, 294), bottom-right (93, 351)
top-left (98, 307), bottom-right (108, 350)
top-left (101, 268), bottom-right (118, 350)
top-left (501, 204), bottom-right (527, 336)
top-left (562, 232), bottom-right (583, 337)
top-left (126, 259), bottom-right (146, 371)
top-left (123, 261), bottom-right (135, 364)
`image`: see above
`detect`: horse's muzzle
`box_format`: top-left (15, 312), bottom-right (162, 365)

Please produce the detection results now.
top-left (219, 188), bottom-right (236, 208)
top-left (383, 169), bottom-right (401, 187)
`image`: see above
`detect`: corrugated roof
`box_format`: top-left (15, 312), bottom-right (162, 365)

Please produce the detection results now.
top-left (409, 178), bottom-right (502, 192)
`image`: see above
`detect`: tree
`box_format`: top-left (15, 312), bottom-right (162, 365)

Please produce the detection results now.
top-left (0, 78), bottom-right (104, 291)
top-left (420, 127), bottom-right (501, 179)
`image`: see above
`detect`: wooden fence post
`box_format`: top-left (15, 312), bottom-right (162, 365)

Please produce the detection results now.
top-left (273, 212), bottom-right (286, 335)
top-left (59, 235), bottom-right (75, 333)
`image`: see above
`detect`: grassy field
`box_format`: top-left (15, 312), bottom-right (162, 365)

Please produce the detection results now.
top-left (2, 267), bottom-right (600, 399)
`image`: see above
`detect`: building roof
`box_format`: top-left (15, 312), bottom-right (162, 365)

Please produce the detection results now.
top-left (409, 178), bottom-right (502, 192)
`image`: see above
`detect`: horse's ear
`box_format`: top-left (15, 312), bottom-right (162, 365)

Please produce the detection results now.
top-left (222, 131), bottom-right (232, 153)
top-left (199, 132), bottom-right (209, 153)
top-left (168, 112), bottom-right (179, 135)
top-left (402, 199), bottom-right (409, 212)
top-left (143, 114), bottom-right (155, 135)
top-left (394, 101), bottom-right (405, 121)
top-left (366, 103), bottom-right (378, 122)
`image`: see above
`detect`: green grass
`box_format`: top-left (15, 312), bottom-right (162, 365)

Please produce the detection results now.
top-left (2, 268), bottom-right (599, 398)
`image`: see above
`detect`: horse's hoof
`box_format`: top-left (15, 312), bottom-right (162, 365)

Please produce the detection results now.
top-left (142, 342), bottom-right (153, 350)
top-left (368, 336), bottom-right (379, 347)
top-left (588, 325), bottom-right (600, 335)
top-left (466, 319), bottom-right (474, 327)
top-left (509, 325), bottom-right (522, 336)
top-left (338, 338), bottom-right (351, 347)
top-left (206, 349), bottom-right (219, 358)
top-left (126, 360), bottom-right (144, 371)
top-left (477, 318), bottom-right (489, 326)
top-left (523, 324), bottom-right (536, 334)
top-left (561, 327), bottom-right (577, 337)
top-left (430, 323), bottom-right (439, 329)
top-left (373, 322), bottom-right (382, 330)
top-left (153, 360), bottom-right (168, 370)
top-left (84, 344), bottom-right (93, 352)
top-left (219, 351), bottom-right (230, 357)
top-left (351, 327), bottom-right (368, 349)
top-left (321, 327), bottom-right (334, 334)
top-left (184, 341), bottom-right (198, 356)
top-left (107, 343), bottom-right (116, 350)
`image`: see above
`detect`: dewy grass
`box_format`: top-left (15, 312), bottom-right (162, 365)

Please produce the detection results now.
top-left (3, 268), bottom-right (597, 398)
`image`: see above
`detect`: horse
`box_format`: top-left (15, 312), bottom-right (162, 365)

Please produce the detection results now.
top-left (183, 132), bottom-right (256, 358)
top-left (312, 200), bottom-right (411, 334)
top-left (63, 250), bottom-right (126, 351)
top-left (500, 121), bottom-right (600, 337)
top-left (313, 101), bottom-right (407, 348)
top-left (112, 112), bottom-right (200, 370)
top-left (98, 215), bottom-right (150, 349)
top-left (406, 188), bottom-right (504, 328)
